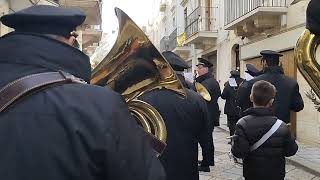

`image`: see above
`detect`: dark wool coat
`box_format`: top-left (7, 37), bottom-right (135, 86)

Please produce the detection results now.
top-left (221, 77), bottom-right (244, 116)
top-left (140, 86), bottom-right (213, 180)
top-left (195, 73), bottom-right (221, 127)
top-left (232, 108), bottom-right (298, 180)
top-left (237, 66), bottom-right (304, 123)
top-left (0, 32), bottom-right (165, 180)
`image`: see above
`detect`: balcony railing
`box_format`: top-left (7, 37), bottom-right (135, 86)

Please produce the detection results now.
top-left (185, 6), bottom-right (218, 38)
top-left (168, 29), bottom-right (177, 51)
top-left (224, 0), bottom-right (287, 26)
top-left (160, 28), bottom-right (177, 52)
top-left (160, 36), bottom-right (169, 52)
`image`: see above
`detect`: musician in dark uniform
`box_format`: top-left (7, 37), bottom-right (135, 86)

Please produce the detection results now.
top-left (221, 70), bottom-right (244, 137)
top-left (244, 64), bottom-right (262, 81)
top-left (0, 5), bottom-right (165, 180)
top-left (195, 57), bottom-right (221, 127)
top-left (237, 50), bottom-right (304, 124)
top-left (140, 51), bottom-right (214, 179)
top-left (194, 57), bottom-right (220, 170)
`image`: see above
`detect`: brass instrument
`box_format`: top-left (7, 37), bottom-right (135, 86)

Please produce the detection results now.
top-left (91, 8), bottom-right (186, 155)
top-left (194, 72), bottom-right (212, 101)
top-left (195, 82), bottom-right (212, 101)
top-left (294, 29), bottom-right (320, 99)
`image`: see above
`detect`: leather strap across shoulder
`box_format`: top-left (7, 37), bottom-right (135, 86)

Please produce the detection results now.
top-left (0, 71), bottom-right (86, 113)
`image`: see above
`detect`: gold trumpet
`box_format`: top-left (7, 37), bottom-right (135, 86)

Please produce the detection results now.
top-left (193, 72), bottom-right (212, 101)
top-left (195, 82), bottom-right (212, 101)
top-left (294, 29), bottom-right (320, 98)
top-left (91, 8), bottom-right (186, 156)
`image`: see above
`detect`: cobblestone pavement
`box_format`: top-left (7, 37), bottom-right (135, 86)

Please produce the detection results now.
top-left (198, 128), bottom-right (320, 180)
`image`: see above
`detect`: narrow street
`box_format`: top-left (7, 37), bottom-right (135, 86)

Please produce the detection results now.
top-left (199, 128), bottom-right (320, 180)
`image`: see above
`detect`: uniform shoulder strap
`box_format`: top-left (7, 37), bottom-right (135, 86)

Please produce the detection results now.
top-left (250, 119), bottom-right (283, 152)
top-left (0, 71), bottom-right (86, 113)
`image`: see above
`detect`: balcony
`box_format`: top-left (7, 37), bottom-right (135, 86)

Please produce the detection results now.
top-left (173, 32), bottom-right (191, 59)
top-left (160, 29), bottom-right (178, 52)
top-left (160, 36), bottom-right (168, 52)
top-left (184, 7), bottom-right (218, 47)
top-left (9, 0), bottom-right (59, 11)
top-left (168, 29), bottom-right (177, 51)
top-left (224, 0), bottom-right (288, 37)
top-left (60, 0), bottom-right (102, 26)
top-left (160, 1), bottom-right (167, 12)
top-left (82, 26), bottom-right (102, 49)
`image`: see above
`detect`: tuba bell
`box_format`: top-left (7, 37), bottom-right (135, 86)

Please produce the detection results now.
top-left (91, 8), bottom-right (186, 156)
top-left (294, 29), bottom-right (320, 98)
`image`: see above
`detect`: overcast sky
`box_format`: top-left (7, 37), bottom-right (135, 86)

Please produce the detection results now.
top-left (102, 0), bottom-right (159, 35)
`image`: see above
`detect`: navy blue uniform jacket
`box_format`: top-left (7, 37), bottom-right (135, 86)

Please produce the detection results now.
top-left (0, 33), bottom-right (165, 180)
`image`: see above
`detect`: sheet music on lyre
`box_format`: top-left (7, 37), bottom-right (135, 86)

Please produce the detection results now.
top-left (228, 78), bottom-right (238, 87)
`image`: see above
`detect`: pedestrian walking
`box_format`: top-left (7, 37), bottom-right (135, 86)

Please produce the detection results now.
top-left (232, 80), bottom-right (298, 180)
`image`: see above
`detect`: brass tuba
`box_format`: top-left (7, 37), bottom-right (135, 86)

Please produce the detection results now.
top-left (91, 8), bottom-right (186, 155)
top-left (294, 29), bottom-right (320, 98)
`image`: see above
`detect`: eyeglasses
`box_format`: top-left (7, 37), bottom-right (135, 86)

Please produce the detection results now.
top-left (197, 65), bottom-right (206, 69)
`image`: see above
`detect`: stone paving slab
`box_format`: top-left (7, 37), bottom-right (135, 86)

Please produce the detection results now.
top-left (199, 127), bottom-right (320, 179)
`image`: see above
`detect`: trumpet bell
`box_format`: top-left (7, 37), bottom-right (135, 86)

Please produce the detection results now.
top-left (195, 82), bottom-right (212, 101)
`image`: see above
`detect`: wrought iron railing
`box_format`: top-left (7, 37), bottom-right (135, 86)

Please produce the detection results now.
top-left (185, 6), bottom-right (218, 38)
top-left (224, 0), bottom-right (287, 26)
top-left (160, 28), bottom-right (177, 52)
top-left (160, 36), bottom-right (169, 52)
top-left (168, 29), bottom-right (177, 51)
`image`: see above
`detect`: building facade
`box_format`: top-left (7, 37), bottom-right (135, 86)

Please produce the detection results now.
top-left (0, 0), bottom-right (103, 57)
top-left (147, 0), bottom-right (320, 146)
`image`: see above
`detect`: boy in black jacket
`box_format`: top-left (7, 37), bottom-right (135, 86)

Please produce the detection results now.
top-left (231, 80), bottom-right (298, 180)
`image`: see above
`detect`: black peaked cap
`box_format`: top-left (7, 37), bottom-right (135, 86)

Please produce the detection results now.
top-left (230, 70), bottom-right (240, 77)
top-left (197, 57), bottom-right (213, 68)
top-left (260, 50), bottom-right (283, 61)
top-left (162, 51), bottom-right (190, 71)
top-left (0, 5), bottom-right (86, 37)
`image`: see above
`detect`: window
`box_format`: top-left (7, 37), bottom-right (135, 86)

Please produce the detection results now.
top-left (173, 17), bottom-right (176, 28)
top-left (184, 8), bottom-right (188, 29)
top-left (231, 44), bottom-right (240, 71)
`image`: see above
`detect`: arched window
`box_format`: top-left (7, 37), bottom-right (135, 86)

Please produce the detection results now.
top-left (231, 44), bottom-right (240, 72)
